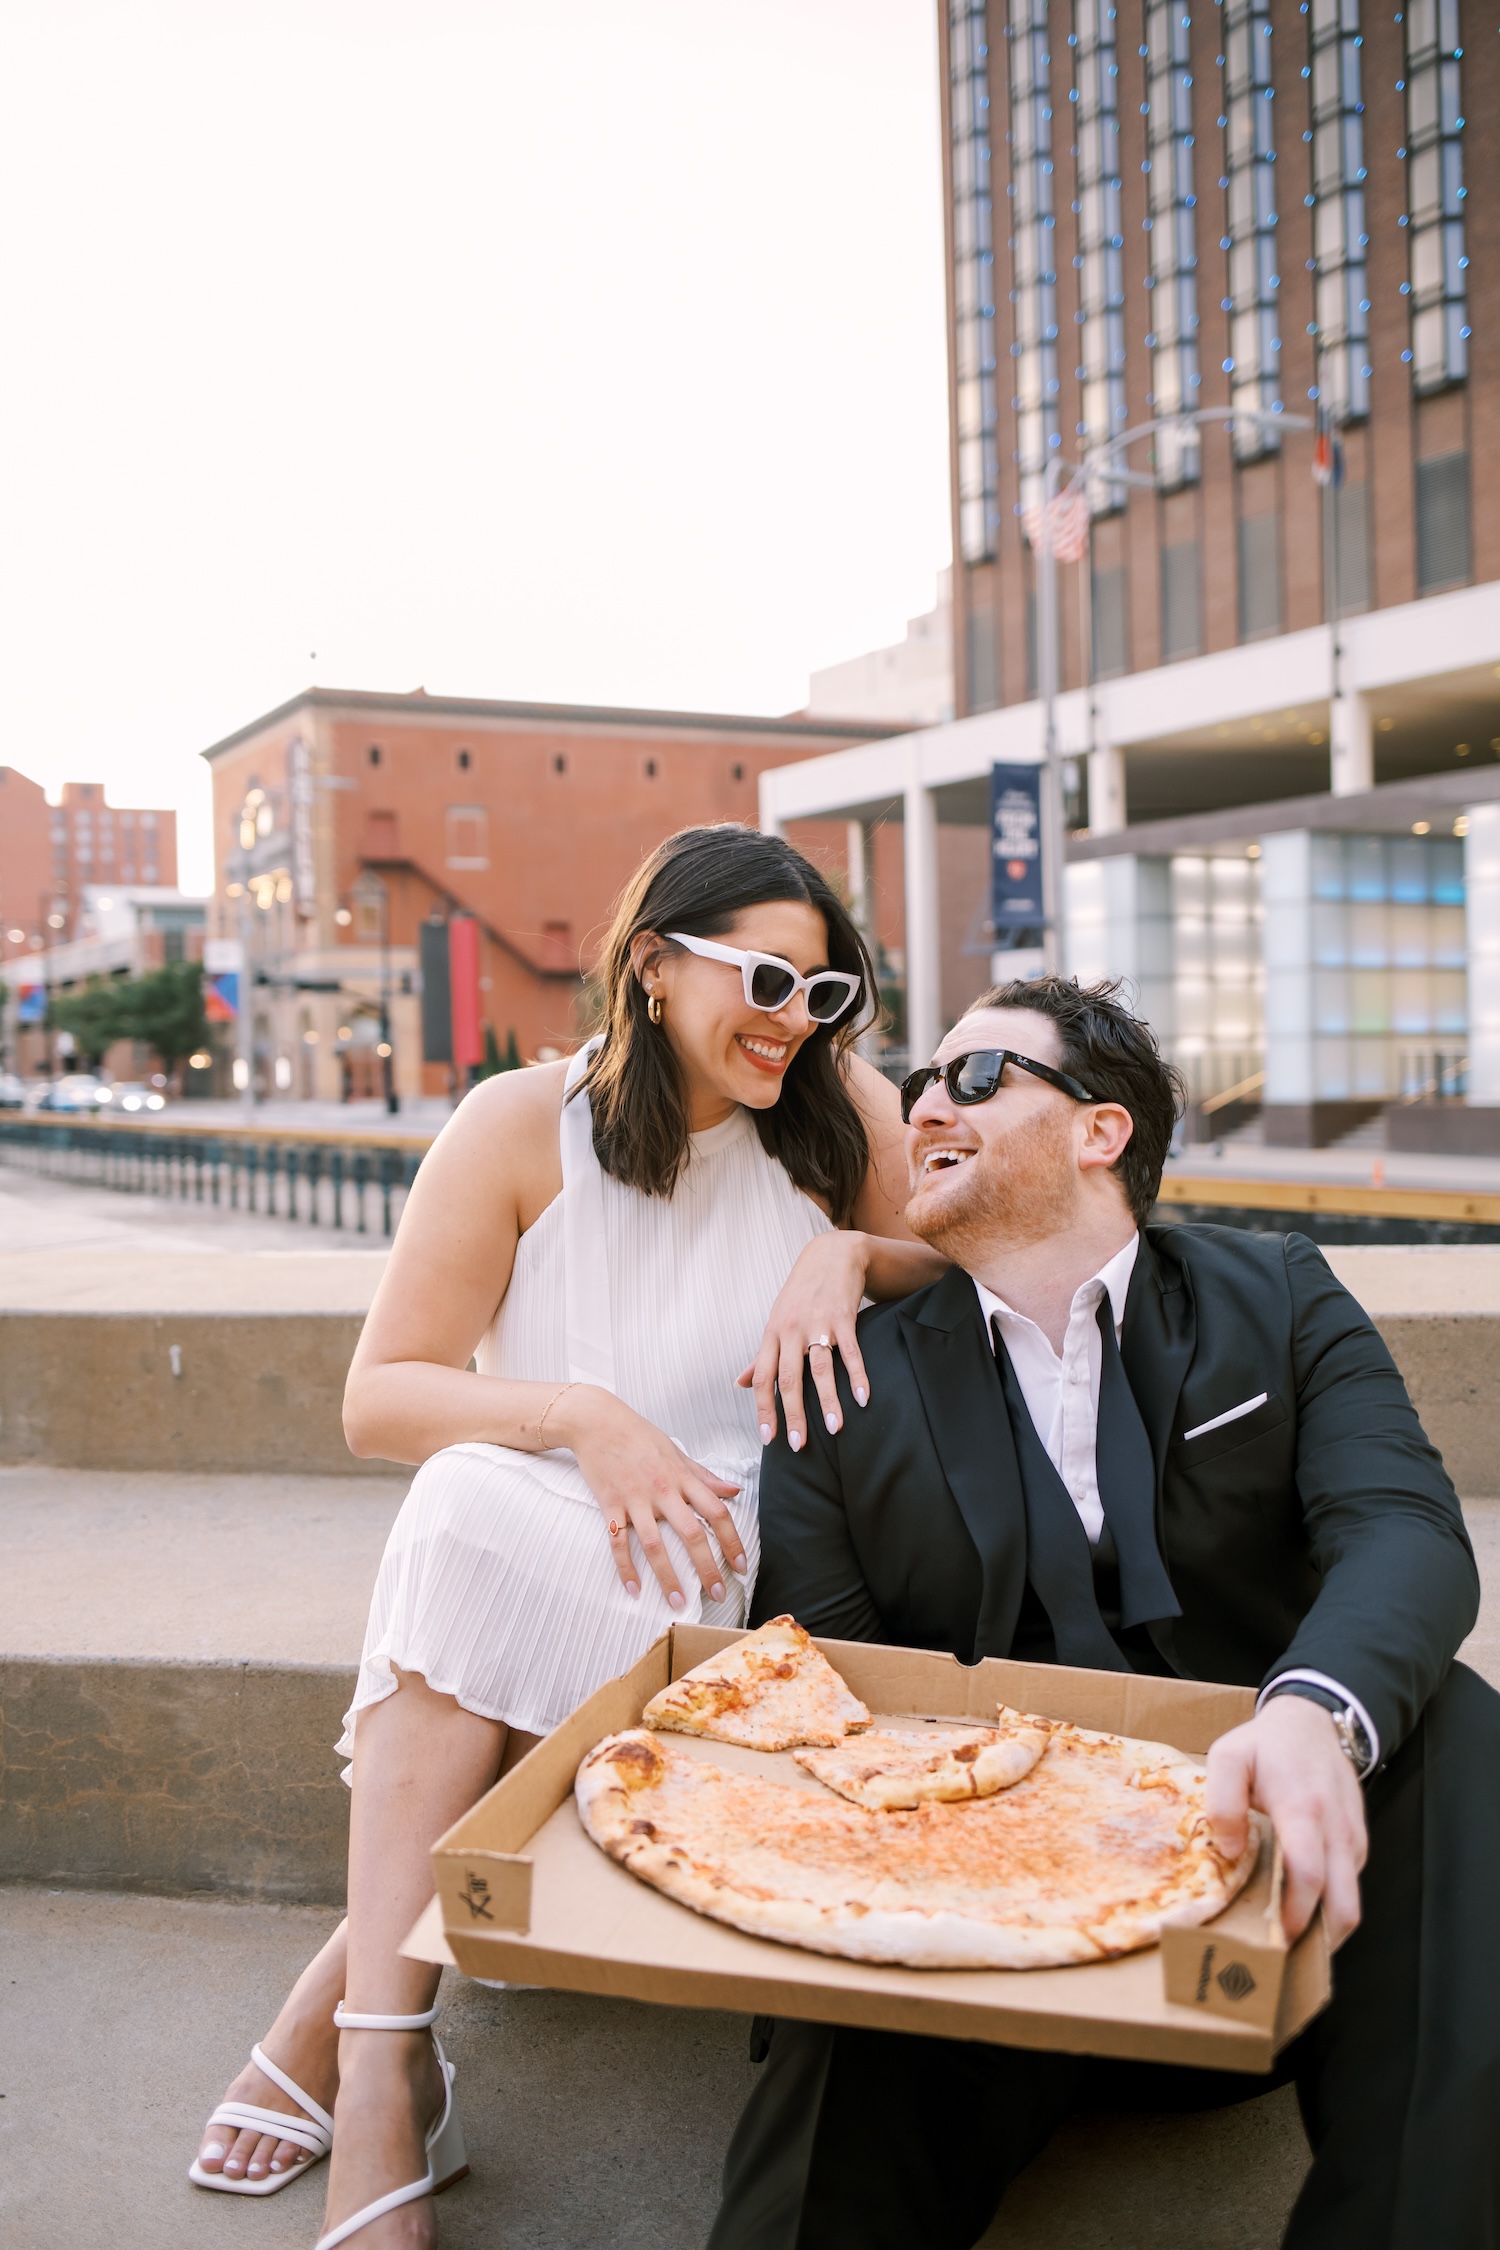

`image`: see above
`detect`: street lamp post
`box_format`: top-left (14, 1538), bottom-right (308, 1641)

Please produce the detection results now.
top-left (1033, 406), bottom-right (1312, 977)
top-left (353, 872), bottom-right (399, 1115)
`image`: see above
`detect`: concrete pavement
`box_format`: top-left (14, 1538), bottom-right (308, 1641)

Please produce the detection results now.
top-left (0, 1883), bottom-right (1310, 2250)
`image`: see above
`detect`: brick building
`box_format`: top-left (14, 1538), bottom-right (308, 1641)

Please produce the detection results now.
top-left (940, 0), bottom-right (1497, 822)
top-left (202, 687), bottom-right (892, 1102)
top-left (0, 770), bottom-right (178, 963)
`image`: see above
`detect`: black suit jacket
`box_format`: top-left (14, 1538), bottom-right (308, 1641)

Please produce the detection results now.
top-left (753, 1225), bottom-right (1479, 1764)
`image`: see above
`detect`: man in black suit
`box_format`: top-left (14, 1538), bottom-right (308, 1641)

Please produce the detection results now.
top-left (708, 976), bottom-right (1500, 2250)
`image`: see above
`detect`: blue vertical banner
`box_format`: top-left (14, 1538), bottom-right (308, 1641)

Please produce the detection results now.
top-left (990, 763), bottom-right (1045, 935)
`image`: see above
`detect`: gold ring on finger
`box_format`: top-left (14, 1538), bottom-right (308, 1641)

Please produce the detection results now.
top-left (608, 1520), bottom-right (622, 1537)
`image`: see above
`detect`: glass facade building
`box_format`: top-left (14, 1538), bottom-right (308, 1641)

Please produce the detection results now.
top-left (1222, 0), bottom-right (1282, 459)
top-left (1007, 0), bottom-right (1061, 516)
top-left (1402, 0), bottom-right (1467, 393)
top-left (1307, 0), bottom-right (1371, 423)
top-left (1144, 0), bottom-right (1202, 486)
top-left (949, 0), bottom-right (1001, 563)
top-left (1072, 0), bottom-right (1128, 477)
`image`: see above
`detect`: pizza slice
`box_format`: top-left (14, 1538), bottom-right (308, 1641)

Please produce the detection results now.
top-left (794, 1711), bottom-right (1051, 1811)
top-left (642, 1615), bottom-right (871, 1751)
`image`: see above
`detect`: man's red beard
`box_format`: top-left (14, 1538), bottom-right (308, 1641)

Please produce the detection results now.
top-left (906, 1108), bottom-right (1079, 1264)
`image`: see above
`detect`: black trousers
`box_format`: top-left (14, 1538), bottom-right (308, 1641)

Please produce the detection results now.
top-left (706, 1665), bottom-right (1500, 2250)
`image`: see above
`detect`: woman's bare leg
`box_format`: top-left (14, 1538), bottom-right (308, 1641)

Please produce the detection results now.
top-left (195, 1670), bottom-right (507, 2217)
top-left (317, 1668), bottom-right (504, 2247)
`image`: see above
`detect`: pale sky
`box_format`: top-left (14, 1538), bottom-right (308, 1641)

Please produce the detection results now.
top-left (0, 2), bottom-right (950, 893)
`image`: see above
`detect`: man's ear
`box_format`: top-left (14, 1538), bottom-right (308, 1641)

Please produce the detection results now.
top-left (1077, 1101), bottom-right (1134, 1175)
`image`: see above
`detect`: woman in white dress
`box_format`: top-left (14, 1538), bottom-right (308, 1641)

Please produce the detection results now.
top-left (191, 824), bottom-right (941, 2248)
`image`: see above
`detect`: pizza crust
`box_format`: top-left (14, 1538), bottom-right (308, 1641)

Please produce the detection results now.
top-left (793, 1713), bottom-right (1050, 1810)
top-left (641, 1614), bottom-right (872, 1751)
top-left (575, 1724), bottom-right (1264, 1972)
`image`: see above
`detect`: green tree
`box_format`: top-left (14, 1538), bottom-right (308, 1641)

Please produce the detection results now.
top-left (475, 1023), bottom-right (524, 1079)
top-left (126, 960), bottom-right (207, 1080)
top-left (48, 977), bottom-right (133, 1069)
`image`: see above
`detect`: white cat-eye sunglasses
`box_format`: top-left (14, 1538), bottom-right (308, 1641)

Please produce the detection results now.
top-left (666, 932), bottom-right (862, 1025)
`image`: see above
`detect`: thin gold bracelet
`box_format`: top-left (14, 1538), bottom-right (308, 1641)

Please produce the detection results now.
top-left (537, 1381), bottom-right (577, 1448)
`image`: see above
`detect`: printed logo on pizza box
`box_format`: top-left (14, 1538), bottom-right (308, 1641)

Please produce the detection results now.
top-left (461, 1870), bottom-right (495, 1921)
top-left (1191, 1942), bottom-right (1259, 2006)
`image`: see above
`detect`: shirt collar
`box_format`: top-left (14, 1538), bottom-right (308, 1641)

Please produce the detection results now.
top-left (973, 1231), bottom-right (1140, 1342)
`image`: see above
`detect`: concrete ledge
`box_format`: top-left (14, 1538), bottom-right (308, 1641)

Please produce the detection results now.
top-left (1373, 1315), bottom-right (1500, 1498)
top-left (0, 1657), bottom-right (353, 1903)
top-left (0, 1311), bottom-right (399, 1475)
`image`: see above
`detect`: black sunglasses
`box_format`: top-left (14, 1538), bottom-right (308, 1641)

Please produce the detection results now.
top-left (899, 1048), bottom-right (1097, 1123)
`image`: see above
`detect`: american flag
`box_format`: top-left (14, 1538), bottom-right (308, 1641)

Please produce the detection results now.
top-left (1022, 489), bottom-right (1093, 562)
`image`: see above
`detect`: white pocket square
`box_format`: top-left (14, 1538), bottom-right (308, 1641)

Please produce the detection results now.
top-left (1183, 1393), bottom-right (1270, 1442)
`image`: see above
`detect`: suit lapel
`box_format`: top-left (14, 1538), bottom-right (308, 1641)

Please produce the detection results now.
top-left (1119, 1232), bottom-right (1196, 1673)
top-left (897, 1267), bottom-right (1027, 1661)
top-left (1120, 1232), bottom-right (1196, 1487)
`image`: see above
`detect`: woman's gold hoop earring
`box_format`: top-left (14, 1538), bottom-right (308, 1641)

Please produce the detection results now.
top-left (647, 992), bottom-right (664, 1025)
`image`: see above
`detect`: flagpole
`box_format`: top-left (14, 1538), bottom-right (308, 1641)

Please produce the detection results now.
top-left (1037, 453), bottom-right (1066, 976)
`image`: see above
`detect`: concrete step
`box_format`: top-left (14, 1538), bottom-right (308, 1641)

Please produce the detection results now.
top-left (0, 1468), bottom-right (405, 1901)
top-left (4, 1469), bottom-right (1498, 1912)
top-left (0, 1882), bottom-right (1311, 2250)
top-left (8, 1246), bottom-right (1500, 1492)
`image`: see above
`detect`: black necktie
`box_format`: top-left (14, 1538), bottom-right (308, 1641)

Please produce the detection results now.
top-left (990, 1304), bottom-right (1180, 1671)
top-left (991, 1317), bottom-right (1130, 1672)
top-left (1094, 1299), bottom-right (1181, 1634)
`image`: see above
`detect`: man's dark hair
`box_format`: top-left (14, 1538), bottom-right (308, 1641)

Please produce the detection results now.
top-left (968, 974), bottom-right (1185, 1226)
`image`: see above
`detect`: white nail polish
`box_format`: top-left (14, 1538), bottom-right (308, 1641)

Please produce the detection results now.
top-left (826, 1413), bottom-right (839, 1433)
top-left (710, 1581), bottom-right (725, 1601)
top-left (759, 1423), bottom-right (774, 1444)
top-left (788, 1430), bottom-right (803, 1452)
top-left (854, 1387), bottom-right (868, 1407)
top-left (270, 2161), bottom-right (284, 2173)
top-left (202, 2144), bottom-right (226, 2162)
top-left (625, 1580), bottom-right (640, 1599)
top-left (668, 1590), bottom-right (685, 1611)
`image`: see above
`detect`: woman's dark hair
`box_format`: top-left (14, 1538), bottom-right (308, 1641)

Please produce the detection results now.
top-left (970, 973), bottom-right (1186, 1226)
top-left (581, 824), bottom-right (877, 1225)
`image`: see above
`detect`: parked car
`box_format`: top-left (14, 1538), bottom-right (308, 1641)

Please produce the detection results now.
top-left (0, 1073), bottom-right (25, 1109)
top-left (34, 1074), bottom-right (112, 1112)
top-left (107, 1082), bottom-right (167, 1113)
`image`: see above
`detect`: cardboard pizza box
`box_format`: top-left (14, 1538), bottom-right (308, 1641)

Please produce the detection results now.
top-left (403, 1627), bottom-right (1331, 2074)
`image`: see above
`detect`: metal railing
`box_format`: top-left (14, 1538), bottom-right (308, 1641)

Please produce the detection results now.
top-left (0, 1117), bottom-right (426, 1236)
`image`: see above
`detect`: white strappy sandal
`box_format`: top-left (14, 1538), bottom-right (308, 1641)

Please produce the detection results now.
top-left (313, 2001), bottom-right (469, 2250)
top-left (188, 2041), bottom-right (335, 2195)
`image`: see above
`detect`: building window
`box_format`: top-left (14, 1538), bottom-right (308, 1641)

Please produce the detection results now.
top-left (1145, 0), bottom-right (1201, 486)
top-left (444, 806), bottom-right (489, 870)
top-left (1416, 451), bottom-right (1470, 592)
top-left (1161, 537), bottom-right (1202, 659)
top-left (950, 0), bottom-right (1000, 561)
top-left (1006, 0), bottom-right (1059, 520)
top-left (644, 759), bottom-right (658, 778)
top-left (730, 762), bottom-right (744, 781)
top-left (967, 608), bottom-right (999, 710)
top-left (1307, 0), bottom-right (1370, 423)
top-left (367, 745), bottom-right (382, 767)
top-left (553, 753), bottom-right (567, 773)
top-left (456, 747), bottom-right (471, 771)
top-left (1073, 0), bottom-right (1127, 469)
top-left (1091, 564), bottom-right (1129, 677)
top-left (1403, 0), bottom-right (1467, 393)
top-left (1237, 511), bottom-right (1282, 638)
top-left (1332, 479), bottom-right (1370, 612)
top-left (1223, 0), bottom-right (1282, 459)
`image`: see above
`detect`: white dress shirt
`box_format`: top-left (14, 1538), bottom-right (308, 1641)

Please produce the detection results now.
top-left (972, 1233), bottom-right (1379, 1770)
top-left (974, 1233), bottom-right (1140, 1547)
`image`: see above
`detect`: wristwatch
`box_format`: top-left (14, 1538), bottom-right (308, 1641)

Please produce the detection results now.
top-left (1266, 1681), bottom-right (1375, 1778)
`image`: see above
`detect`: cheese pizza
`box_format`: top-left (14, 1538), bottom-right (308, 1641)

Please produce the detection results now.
top-left (793, 1712), bottom-right (1050, 1810)
top-left (641, 1615), bottom-right (871, 1751)
top-left (576, 1719), bottom-right (1263, 1970)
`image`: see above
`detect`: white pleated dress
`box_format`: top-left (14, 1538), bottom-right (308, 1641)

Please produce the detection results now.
top-left (339, 1043), bottom-right (832, 1756)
